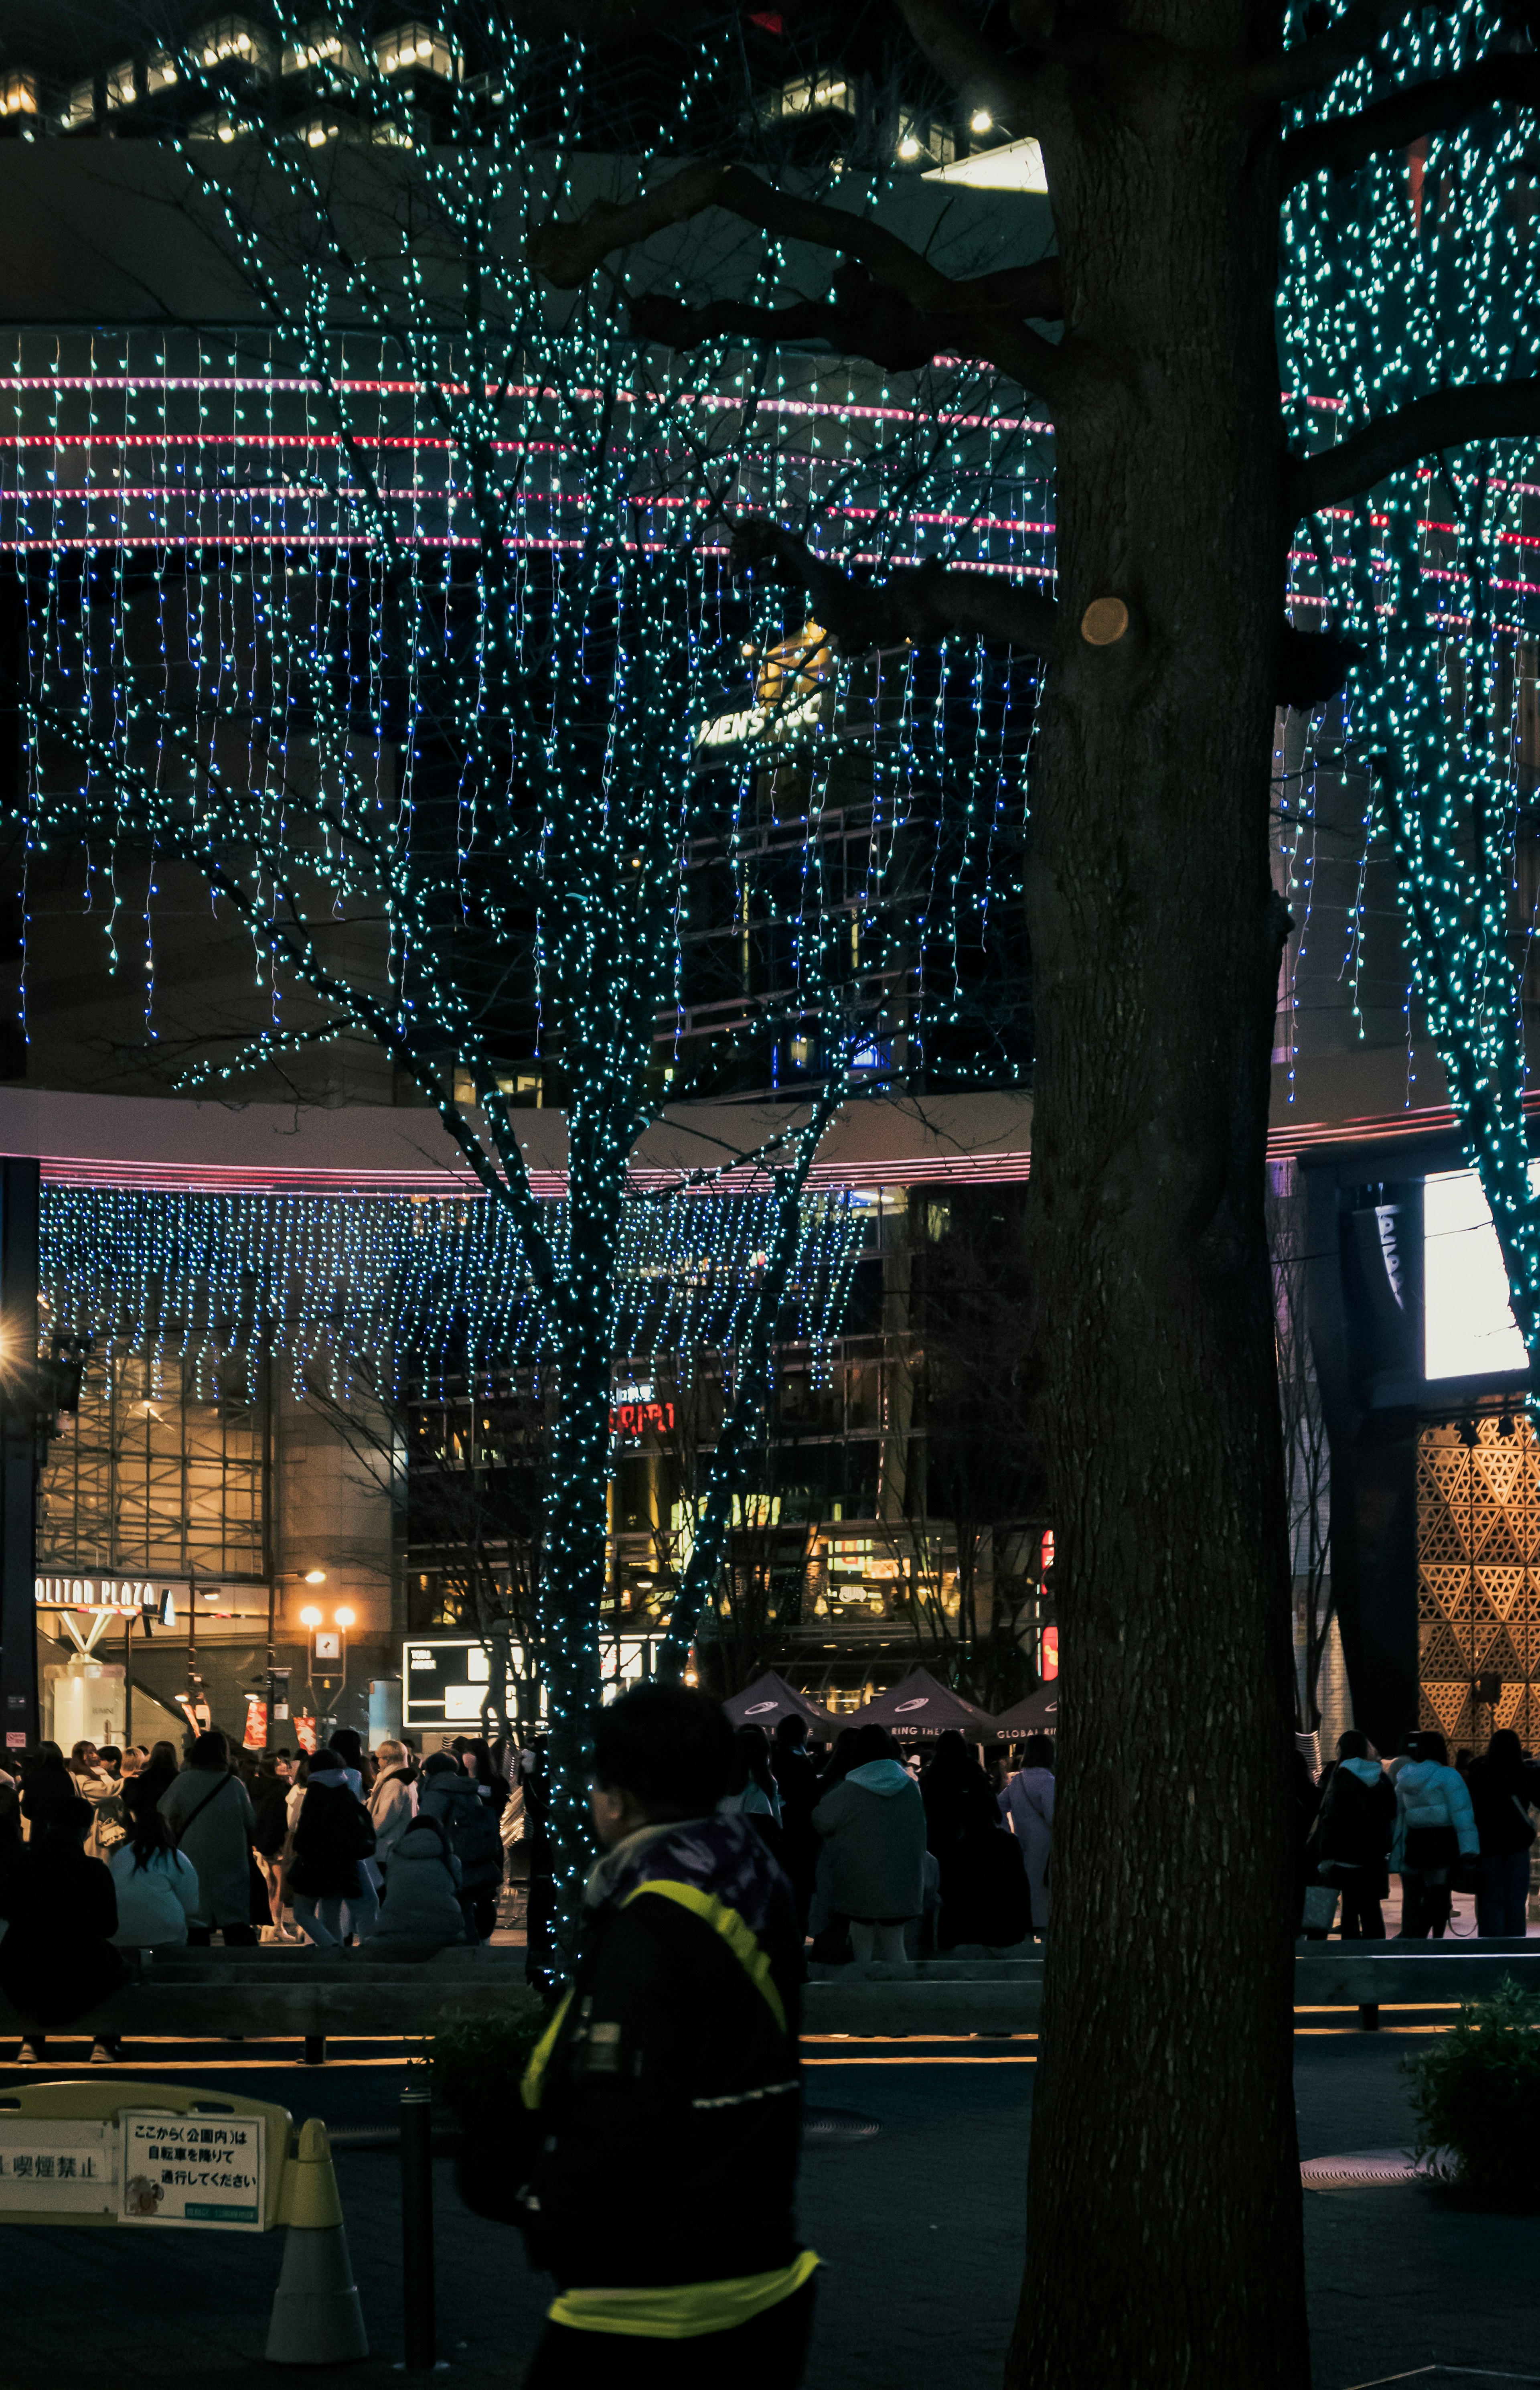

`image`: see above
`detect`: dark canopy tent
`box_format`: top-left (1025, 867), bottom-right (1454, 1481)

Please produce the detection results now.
top-left (858, 1667), bottom-right (998, 1738)
top-left (992, 1685), bottom-right (1059, 1736)
top-left (722, 1670), bottom-right (840, 1737)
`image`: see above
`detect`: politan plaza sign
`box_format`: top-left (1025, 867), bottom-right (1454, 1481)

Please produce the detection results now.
top-left (34, 1576), bottom-right (178, 1623)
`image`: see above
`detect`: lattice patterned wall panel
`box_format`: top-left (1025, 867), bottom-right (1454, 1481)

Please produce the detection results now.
top-left (1416, 1418), bottom-right (1540, 1752)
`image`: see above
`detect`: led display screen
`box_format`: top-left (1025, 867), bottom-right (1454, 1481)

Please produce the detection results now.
top-left (1422, 1163), bottom-right (1540, 1380)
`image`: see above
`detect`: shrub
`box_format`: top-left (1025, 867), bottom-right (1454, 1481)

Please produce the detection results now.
top-left (1402, 1975), bottom-right (1540, 2208)
top-left (424, 2002), bottom-right (547, 2114)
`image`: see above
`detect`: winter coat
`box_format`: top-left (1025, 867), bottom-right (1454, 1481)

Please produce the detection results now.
top-left (0, 1839), bottom-right (128, 2023)
top-left (367, 1820), bottom-right (468, 1953)
top-left (922, 1760), bottom-right (1028, 1948)
top-left (1315, 1757), bottom-right (1396, 1893)
top-left (1389, 1759), bottom-right (1479, 1873)
top-left (158, 1766), bottom-right (257, 1928)
top-left (288, 1774), bottom-right (375, 1900)
top-left (368, 1767), bottom-right (417, 1867)
top-left (109, 1844), bottom-right (201, 1947)
top-left (417, 1772), bottom-right (503, 1892)
top-left (812, 1758), bottom-right (928, 1921)
top-left (248, 1774), bottom-right (290, 1860)
top-left (517, 1814), bottom-right (806, 2307)
top-left (1465, 1755), bottom-right (1540, 1857)
top-left (999, 1767), bottom-right (1056, 1929)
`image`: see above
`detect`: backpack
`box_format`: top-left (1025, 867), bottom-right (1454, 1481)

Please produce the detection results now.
top-left (441, 1789), bottom-right (503, 1890)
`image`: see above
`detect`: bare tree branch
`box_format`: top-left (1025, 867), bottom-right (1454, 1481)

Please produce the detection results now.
top-left (729, 515), bottom-right (1060, 657)
top-left (630, 253), bottom-right (1063, 371)
top-left (1293, 375), bottom-right (1540, 515)
top-left (533, 163), bottom-right (960, 307)
top-left (1283, 51), bottom-right (1540, 186)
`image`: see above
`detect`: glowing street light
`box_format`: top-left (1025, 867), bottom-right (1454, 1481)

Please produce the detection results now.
top-left (299, 1604), bottom-right (323, 1629)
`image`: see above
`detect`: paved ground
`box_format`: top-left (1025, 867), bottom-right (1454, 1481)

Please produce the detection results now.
top-left (0, 2035), bottom-right (1536, 2388)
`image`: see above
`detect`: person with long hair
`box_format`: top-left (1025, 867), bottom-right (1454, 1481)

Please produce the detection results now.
top-left (108, 1778), bottom-right (200, 1951)
top-left (923, 1730), bottom-right (1029, 1950)
top-left (1466, 1728), bottom-right (1540, 1937)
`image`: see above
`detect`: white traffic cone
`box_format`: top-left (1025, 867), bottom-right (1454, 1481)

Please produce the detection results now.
top-left (265, 2117), bottom-right (369, 2364)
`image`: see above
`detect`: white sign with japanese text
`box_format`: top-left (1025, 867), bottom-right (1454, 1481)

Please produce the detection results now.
top-left (0, 2119), bottom-right (114, 2212)
top-left (119, 2110), bottom-right (265, 2230)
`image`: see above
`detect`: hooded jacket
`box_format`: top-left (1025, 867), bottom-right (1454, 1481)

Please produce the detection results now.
top-left (1315, 1757), bottom-right (1396, 1881)
top-left (516, 1813), bottom-right (811, 2332)
top-left (368, 1818), bottom-right (467, 1952)
top-left (1389, 1758), bottom-right (1479, 1872)
top-left (417, 1769), bottom-right (503, 1891)
top-left (812, 1758), bottom-right (927, 1920)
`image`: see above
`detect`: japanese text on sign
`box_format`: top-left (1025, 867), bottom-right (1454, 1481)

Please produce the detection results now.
top-left (120, 2111), bottom-right (265, 2230)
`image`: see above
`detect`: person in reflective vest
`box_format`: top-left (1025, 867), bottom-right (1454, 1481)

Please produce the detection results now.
top-left (515, 1684), bottom-right (817, 2389)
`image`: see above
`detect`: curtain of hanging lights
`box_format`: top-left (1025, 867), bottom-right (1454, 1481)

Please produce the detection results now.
top-left (39, 1183), bottom-right (868, 1400)
top-left (1281, 0), bottom-right (1540, 1372)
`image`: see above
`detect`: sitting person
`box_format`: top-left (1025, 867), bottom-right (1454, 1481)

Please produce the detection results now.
top-left (366, 1814), bottom-right (469, 1957)
top-left (0, 1794), bottom-right (128, 2065)
top-left (108, 1779), bottom-right (201, 1952)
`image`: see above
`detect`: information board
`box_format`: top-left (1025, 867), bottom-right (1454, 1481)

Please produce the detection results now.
top-left (120, 2110), bottom-right (265, 2230)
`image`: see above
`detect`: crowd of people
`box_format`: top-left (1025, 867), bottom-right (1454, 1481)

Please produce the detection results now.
top-left (0, 1724), bottom-right (528, 2060)
top-left (725, 1715), bottom-right (1055, 1962)
top-left (1297, 1725), bottom-right (1540, 1939)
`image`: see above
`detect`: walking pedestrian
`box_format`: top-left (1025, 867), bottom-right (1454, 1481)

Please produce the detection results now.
top-left (418, 1749), bottom-right (504, 1940)
top-left (1466, 1728), bottom-right (1540, 1937)
top-left (287, 1747), bottom-right (378, 1946)
top-left (1313, 1732), bottom-right (1396, 1938)
top-left (811, 1722), bottom-right (926, 1964)
top-left (0, 1796), bottom-right (127, 2064)
top-left (156, 1730), bottom-right (260, 1946)
top-left (513, 1684), bottom-right (815, 2390)
top-left (999, 1733), bottom-right (1056, 1934)
top-left (1391, 1730), bottom-right (1479, 1938)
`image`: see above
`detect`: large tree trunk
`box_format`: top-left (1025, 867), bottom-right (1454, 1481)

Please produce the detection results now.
top-left (1009, 27), bottom-right (1309, 2389)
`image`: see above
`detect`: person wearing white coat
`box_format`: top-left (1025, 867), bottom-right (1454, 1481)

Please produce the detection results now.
top-left (1389, 1730), bottom-right (1478, 1939)
top-left (999, 1734), bottom-right (1056, 1933)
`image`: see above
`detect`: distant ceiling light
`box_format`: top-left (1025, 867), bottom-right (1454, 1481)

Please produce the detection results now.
top-left (304, 1568), bottom-right (326, 1583)
top-left (923, 134), bottom-right (1048, 193)
top-left (969, 108), bottom-right (993, 133)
